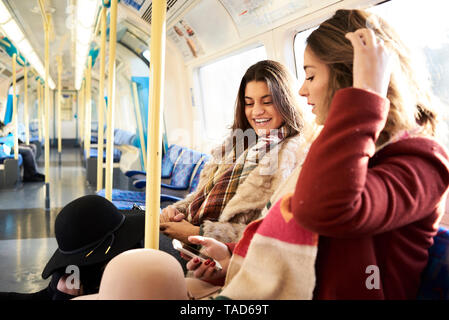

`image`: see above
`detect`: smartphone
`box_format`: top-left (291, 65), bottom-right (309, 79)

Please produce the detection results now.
top-left (172, 239), bottom-right (222, 271)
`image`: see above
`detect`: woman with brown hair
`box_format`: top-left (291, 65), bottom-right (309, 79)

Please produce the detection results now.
top-left (291, 9), bottom-right (449, 299)
top-left (77, 9), bottom-right (449, 300)
top-left (159, 59), bottom-right (308, 245)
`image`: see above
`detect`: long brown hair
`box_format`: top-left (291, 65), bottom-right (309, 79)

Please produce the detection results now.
top-left (306, 9), bottom-right (440, 144)
top-left (231, 60), bottom-right (304, 140)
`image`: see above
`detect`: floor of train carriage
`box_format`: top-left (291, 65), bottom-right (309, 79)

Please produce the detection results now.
top-left (0, 146), bottom-right (96, 293)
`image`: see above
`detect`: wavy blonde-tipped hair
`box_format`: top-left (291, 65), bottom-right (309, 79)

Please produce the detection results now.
top-left (306, 9), bottom-right (441, 145)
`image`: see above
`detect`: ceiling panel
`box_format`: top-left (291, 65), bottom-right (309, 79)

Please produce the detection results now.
top-left (6, 0), bottom-right (74, 87)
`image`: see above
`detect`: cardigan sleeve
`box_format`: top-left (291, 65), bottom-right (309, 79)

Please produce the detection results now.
top-left (291, 87), bottom-right (449, 238)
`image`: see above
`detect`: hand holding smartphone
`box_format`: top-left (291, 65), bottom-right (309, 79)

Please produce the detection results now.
top-left (172, 239), bottom-right (222, 271)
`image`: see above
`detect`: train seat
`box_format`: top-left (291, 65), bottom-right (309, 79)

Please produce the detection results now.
top-left (159, 148), bottom-right (204, 198)
top-left (85, 148), bottom-right (122, 163)
top-left (29, 121), bottom-right (44, 143)
top-left (161, 145), bottom-right (185, 180)
top-left (86, 129), bottom-right (139, 186)
top-left (86, 128), bottom-right (134, 161)
top-left (0, 144), bottom-right (22, 188)
top-left (160, 154), bottom-right (210, 207)
top-left (417, 226), bottom-right (449, 300)
top-left (128, 144), bottom-right (185, 188)
top-left (97, 148), bottom-right (209, 210)
top-left (132, 148), bottom-right (205, 196)
top-left (0, 137), bottom-right (23, 167)
top-left (0, 154), bottom-right (23, 167)
top-left (90, 121), bottom-right (99, 144)
top-left (96, 144), bottom-right (188, 209)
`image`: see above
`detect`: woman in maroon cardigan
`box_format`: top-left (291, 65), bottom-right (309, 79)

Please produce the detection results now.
top-left (75, 10), bottom-right (449, 300)
top-left (292, 9), bottom-right (449, 299)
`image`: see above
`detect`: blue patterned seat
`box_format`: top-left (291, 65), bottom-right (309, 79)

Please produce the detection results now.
top-left (189, 154), bottom-right (211, 192)
top-left (161, 145), bottom-right (184, 179)
top-left (87, 148), bottom-right (121, 163)
top-left (417, 226), bottom-right (449, 300)
top-left (160, 154), bottom-right (211, 205)
top-left (113, 128), bottom-right (136, 146)
top-left (126, 144), bottom-right (185, 189)
top-left (97, 146), bottom-right (187, 203)
top-left (29, 121), bottom-right (43, 144)
top-left (98, 146), bottom-right (209, 209)
top-left (160, 149), bottom-right (203, 197)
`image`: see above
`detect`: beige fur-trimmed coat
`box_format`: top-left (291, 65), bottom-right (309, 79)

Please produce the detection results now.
top-left (172, 133), bottom-right (305, 243)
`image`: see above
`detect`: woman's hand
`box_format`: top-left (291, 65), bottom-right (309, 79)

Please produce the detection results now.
top-left (345, 28), bottom-right (393, 98)
top-left (186, 236), bottom-right (231, 282)
top-left (160, 218), bottom-right (200, 243)
top-left (160, 205), bottom-right (184, 223)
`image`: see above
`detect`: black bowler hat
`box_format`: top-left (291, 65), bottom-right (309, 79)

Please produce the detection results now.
top-left (42, 195), bottom-right (145, 279)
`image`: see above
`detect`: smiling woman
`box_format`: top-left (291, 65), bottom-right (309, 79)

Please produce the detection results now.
top-left (156, 60), bottom-right (308, 272)
top-left (244, 81), bottom-right (284, 136)
top-left (232, 60), bottom-right (304, 140)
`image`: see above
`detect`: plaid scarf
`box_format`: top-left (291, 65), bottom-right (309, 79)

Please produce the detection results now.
top-left (187, 127), bottom-right (287, 225)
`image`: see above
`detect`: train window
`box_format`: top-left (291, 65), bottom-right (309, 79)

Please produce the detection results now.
top-left (294, 0), bottom-right (449, 114)
top-left (197, 45), bottom-right (267, 142)
top-left (368, 0), bottom-right (449, 107)
top-left (293, 27), bottom-right (316, 82)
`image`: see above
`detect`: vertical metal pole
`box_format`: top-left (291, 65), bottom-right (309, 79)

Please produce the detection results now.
top-left (44, 13), bottom-right (51, 209)
top-left (96, 7), bottom-right (106, 192)
top-left (132, 82), bottom-right (146, 171)
top-left (79, 80), bottom-right (85, 148)
top-left (44, 15), bottom-right (50, 181)
top-left (38, 82), bottom-right (42, 141)
top-left (57, 56), bottom-right (62, 154)
top-left (24, 66), bottom-right (29, 145)
top-left (12, 54), bottom-right (18, 160)
top-left (85, 56), bottom-right (92, 160)
top-left (145, 0), bottom-right (166, 249)
top-left (105, 0), bottom-right (118, 201)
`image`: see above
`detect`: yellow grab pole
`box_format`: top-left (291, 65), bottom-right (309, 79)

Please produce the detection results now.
top-left (96, 7), bottom-right (107, 192)
top-left (37, 82), bottom-right (42, 141)
top-left (44, 14), bottom-right (50, 183)
top-left (79, 80), bottom-right (85, 146)
top-left (145, 0), bottom-right (167, 249)
top-left (57, 56), bottom-right (62, 153)
top-left (41, 82), bottom-right (45, 138)
top-left (104, 0), bottom-right (117, 201)
top-left (105, 0), bottom-right (118, 201)
top-left (132, 82), bottom-right (146, 171)
top-left (12, 54), bottom-right (18, 160)
top-left (85, 56), bottom-right (92, 159)
top-left (24, 66), bottom-right (29, 145)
